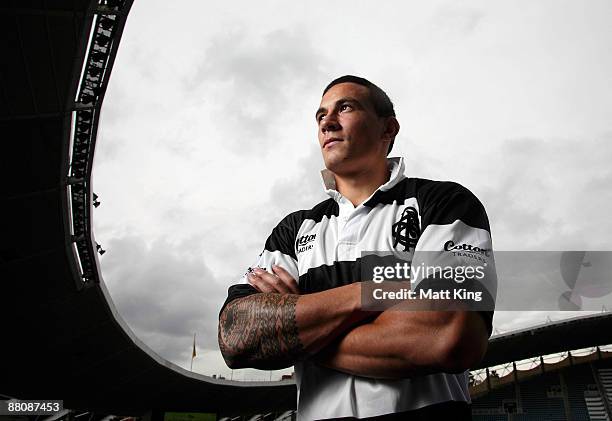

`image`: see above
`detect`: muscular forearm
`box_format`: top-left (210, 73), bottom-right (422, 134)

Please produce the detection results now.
top-left (315, 309), bottom-right (487, 379)
top-left (218, 282), bottom-right (372, 369)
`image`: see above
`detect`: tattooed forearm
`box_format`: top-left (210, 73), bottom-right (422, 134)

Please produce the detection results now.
top-left (218, 293), bottom-right (306, 370)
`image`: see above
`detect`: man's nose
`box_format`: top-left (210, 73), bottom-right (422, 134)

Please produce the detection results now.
top-left (320, 115), bottom-right (340, 133)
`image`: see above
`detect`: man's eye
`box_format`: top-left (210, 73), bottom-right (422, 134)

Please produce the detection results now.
top-left (340, 104), bottom-right (352, 111)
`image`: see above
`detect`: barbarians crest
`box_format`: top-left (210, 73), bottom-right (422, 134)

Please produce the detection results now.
top-left (392, 206), bottom-right (420, 252)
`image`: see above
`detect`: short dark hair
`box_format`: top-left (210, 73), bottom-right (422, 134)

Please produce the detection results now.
top-left (323, 75), bottom-right (397, 155)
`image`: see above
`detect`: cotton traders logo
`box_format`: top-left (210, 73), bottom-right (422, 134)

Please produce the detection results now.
top-left (444, 240), bottom-right (490, 263)
top-left (392, 206), bottom-right (420, 252)
top-left (296, 234), bottom-right (316, 254)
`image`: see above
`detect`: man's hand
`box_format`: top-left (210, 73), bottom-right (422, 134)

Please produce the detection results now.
top-left (247, 265), bottom-right (300, 294)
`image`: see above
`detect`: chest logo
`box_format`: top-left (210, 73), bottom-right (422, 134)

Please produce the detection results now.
top-left (392, 206), bottom-right (420, 252)
top-left (296, 234), bottom-right (316, 254)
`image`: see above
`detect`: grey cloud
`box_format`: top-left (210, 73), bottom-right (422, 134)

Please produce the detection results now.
top-left (99, 234), bottom-right (224, 364)
top-left (216, 147), bottom-right (329, 277)
top-left (478, 134), bottom-right (612, 250)
top-left (155, 203), bottom-right (281, 281)
top-left (265, 146), bottom-right (328, 227)
top-left (184, 26), bottom-right (327, 155)
top-left (95, 132), bottom-right (127, 161)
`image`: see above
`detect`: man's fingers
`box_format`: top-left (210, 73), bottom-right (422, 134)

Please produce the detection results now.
top-left (246, 266), bottom-right (300, 295)
top-left (272, 265), bottom-right (300, 294)
top-left (249, 269), bottom-right (292, 294)
top-left (258, 270), bottom-right (293, 294)
top-left (247, 273), bottom-right (275, 293)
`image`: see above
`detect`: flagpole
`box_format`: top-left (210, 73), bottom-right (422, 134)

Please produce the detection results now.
top-left (191, 332), bottom-right (196, 371)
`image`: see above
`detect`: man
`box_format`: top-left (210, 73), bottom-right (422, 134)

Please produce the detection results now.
top-left (218, 75), bottom-right (496, 420)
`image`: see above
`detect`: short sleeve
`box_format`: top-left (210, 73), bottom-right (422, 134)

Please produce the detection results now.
top-left (412, 181), bottom-right (497, 337)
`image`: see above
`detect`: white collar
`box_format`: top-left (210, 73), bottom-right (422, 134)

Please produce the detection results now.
top-left (320, 157), bottom-right (405, 203)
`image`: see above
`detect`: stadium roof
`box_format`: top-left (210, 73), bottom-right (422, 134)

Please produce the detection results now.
top-left (1, 1), bottom-right (294, 416)
top-left (2, 0), bottom-right (611, 416)
top-left (477, 311), bottom-right (612, 369)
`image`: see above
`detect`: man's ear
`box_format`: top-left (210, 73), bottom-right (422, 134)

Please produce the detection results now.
top-left (382, 117), bottom-right (400, 141)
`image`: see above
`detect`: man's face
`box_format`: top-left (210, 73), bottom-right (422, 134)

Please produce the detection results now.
top-left (316, 82), bottom-right (389, 174)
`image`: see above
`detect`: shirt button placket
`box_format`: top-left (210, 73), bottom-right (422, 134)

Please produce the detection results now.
top-left (337, 199), bottom-right (353, 260)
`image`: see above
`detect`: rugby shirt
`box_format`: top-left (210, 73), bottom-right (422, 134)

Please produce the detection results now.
top-left (220, 157), bottom-right (497, 420)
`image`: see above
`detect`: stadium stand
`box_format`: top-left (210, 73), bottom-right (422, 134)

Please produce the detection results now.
top-left (472, 346), bottom-right (612, 420)
top-left (598, 367), bottom-right (612, 410)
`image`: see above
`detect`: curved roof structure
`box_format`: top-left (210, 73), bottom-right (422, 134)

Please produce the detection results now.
top-left (1, 1), bottom-right (294, 416)
top-left (1, 1), bottom-right (610, 416)
top-left (477, 312), bottom-right (612, 369)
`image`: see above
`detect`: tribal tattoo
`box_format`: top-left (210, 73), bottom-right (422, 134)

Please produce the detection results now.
top-left (218, 293), bottom-right (306, 370)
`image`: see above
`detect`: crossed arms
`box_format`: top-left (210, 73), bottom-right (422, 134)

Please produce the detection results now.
top-left (218, 265), bottom-right (489, 379)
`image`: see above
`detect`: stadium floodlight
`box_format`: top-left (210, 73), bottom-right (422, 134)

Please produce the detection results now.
top-left (80, 110), bottom-right (93, 122)
top-left (96, 34), bottom-right (112, 48)
top-left (98, 17), bottom-right (115, 30)
top-left (88, 66), bottom-right (103, 78)
top-left (67, 176), bottom-right (84, 185)
top-left (80, 93), bottom-right (95, 104)
top-left (90, 51), bottom-right (106, 63)
top-left (76, 131), bottom-right (90, 142)
top-left (77, 121), bottom-right (91, 133)
top-left (104, 0), bottom-right (122, 8)
top-left (86, 74), bottom-right (101, 84)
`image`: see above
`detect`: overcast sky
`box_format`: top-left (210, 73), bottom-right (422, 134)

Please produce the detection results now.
top-left (93, 0), bottom-right (612, 380)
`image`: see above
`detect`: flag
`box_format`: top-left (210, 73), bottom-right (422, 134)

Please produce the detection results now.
top-left (192, 333), bottom-right (197, 359)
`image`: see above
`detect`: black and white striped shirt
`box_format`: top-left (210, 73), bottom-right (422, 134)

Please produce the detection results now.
top-left (221, 157), bottom-right (497, 420)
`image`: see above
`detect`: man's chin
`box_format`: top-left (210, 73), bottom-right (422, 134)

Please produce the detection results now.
top-left (322, 155), bottom-right (352, 175)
